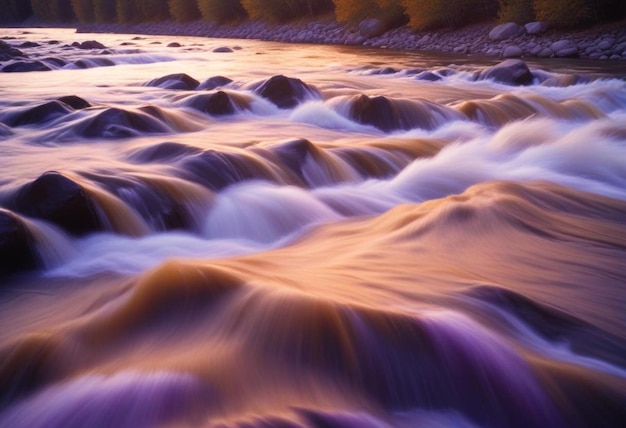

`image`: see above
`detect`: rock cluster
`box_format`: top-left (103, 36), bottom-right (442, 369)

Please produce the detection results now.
top-left (71, 18), bottom-right (626, 61)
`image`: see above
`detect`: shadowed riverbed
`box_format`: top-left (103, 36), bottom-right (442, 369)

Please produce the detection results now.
top-left (1, 28), bottom-right (625, 428)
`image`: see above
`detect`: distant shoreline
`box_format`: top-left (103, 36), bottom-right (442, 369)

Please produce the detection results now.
top-left (72, 17), bottom-right (626, 61)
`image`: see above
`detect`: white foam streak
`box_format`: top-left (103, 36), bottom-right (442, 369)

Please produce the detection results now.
top-left (0, 371), bottom-right (203, 428)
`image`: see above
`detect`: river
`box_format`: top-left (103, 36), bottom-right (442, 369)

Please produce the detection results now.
top-left (1, 27), bottom-right (625, 427)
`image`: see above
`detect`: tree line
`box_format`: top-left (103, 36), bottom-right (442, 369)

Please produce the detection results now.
top-left (2, 0), bottom-right (624, 30)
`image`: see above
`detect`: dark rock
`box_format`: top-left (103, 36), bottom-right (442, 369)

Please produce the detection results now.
top-left (57, 95), bottom-right (91, 110)
top-left (503, 45), bottom-right (523, 58)
top-left (128, 142), bottom-right (202, 163)
top-left (185, 91), bottom-right (250, 116)
top-left (489, 23), bottom-right (524, 41)
top-left (370, 67), bottom-right (397, 75)
top-left (2, 61), bottom-right (51, 73)
top-left (181, 150), bottom-right (258, 190)
top-left (198, 76), bottom-right (233, 90)
top-left (349, 95), bottom-right (408, 131)
top-left (18, 41), bottom-right (40, 48)
top-left (359, 18), bottom-right (386, 38)
top-left (253, 75), bottom-right (318, 109)
top-left (76, 108), bottom-right (170, 139)
top-left (73, 58), bottom-right (115, 69)
top-left (42, 57), bottom-right (67, 67)
top-left (551, 40), bottom-right (579, 58)
top-left (4, 101), bottom-right (73, 127)
top-left (0, 40), bottom-right (24, 61)
top-left (524, 22), bottom-right (548, 35)
top-left (12, 172), bottom-right (102, 236)
top-left (76, 40), bottom-right (106, 50)
top-left (0, 209), bottom-right (40, 276)
top-left (479, 59), bottom-right (533, 86)
top-left (47, 40), bottom-right (60, 45)
top-left (146, 73), bottom-right (200, 90)
top-left (167, 42), bottom-right (182, 48)
top-left (213, 47), bottom-right (233, 53)
top-left (415, 71), bottom-right (442, 82)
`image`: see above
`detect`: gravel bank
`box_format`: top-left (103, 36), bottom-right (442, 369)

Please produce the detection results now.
top-left (77, 18), bottom-right (626, 61)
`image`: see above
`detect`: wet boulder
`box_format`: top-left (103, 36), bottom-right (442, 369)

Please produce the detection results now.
top-left (253, 75), bottom-right (318, 109)
top-left (18, 41), bottom-right (40, 48)
top-left (0, 40), bottom-right (24, 61)
top-left (74, 40), bottom-right (106, 50)
top-left (185, 91), bottom-right (250, 116)
top-left (489, 22), bottom-right (524, 41)
top-left (167, 42), bottom-right (182, 48)
top-left (57, 95), bottom-right (91, 110)
top-left (198, 76), bottom-right (233, 90)
top-left (525, 21), bottom-right (548, 35)
top-left (551, 39), bottom-right (579, 58)
top-left (4, 100), bottom-right (73, 127)
top-left (2, 61), bottom-right (51, 73)
top-left (348, 95), bottom-right (413, 132)
top-left (213, 47), bottom-right (233, 53)
top-left (73, 58), bottom-right (114, 69)
top-left (12, 172), bottom-right (103, 237)
top-left (0, 209), bottom-right (40, 276)
top-left (146, 73), bottom-right (200, 90)
top-left (415, 71), bottom-right (441, 82)
top-left (479, 60), bottom-right (533, 86)
top-left (42, 57), bottom-right (67, 67)
top-left (128, 142), bottom-right (202, 163)
top-left (76, 108), bottom-right (171, 139)
top-left (359, 18), bottom-right (386, 38)
top-left (180, 150), bottom-right (266, 190)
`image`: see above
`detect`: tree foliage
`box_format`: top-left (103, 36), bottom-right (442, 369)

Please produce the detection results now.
top-left (137, 0), bottom-right (171, 21)
top-left (241, 0), bottom-right (334, 22)
top-left (168, 0), bottom-right (201, 22)
top-left (534, 0), bottom-right (626, 28)
top-left (93, 0), bottom-right (117, 22)
top-left (30, 0), bottom-right (75, 22)
top-left (197, 0), bottom-right (247, 23)
top-left (403, 0), bottom-right (496, 30)
top-left (71, 0), bottom-right (95, 23)
top-left (0, 0), bottom-right (33, 23)
top-left (333, 0), bottom-right (404, 25)
top-left (533, 0), bottom-right (590, 28)
top-left (498, 0), bottom-right (534, 24)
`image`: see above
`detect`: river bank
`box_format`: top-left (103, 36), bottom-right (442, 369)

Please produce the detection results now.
top-left (74, 17), bottom-right (626, 61)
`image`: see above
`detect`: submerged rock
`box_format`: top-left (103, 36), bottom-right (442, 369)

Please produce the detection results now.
top-left (12, 172), bottom-right (103, 236)
top-left (4, 101), bottom-right (73, 127)
top-left (186, 91), bottom-right (250, 116)
top-left (74, 40), bottom-right (106, 50)
top-left (254, 75), bottom-right (318, 109)
top-left (2, 61), bottom-right (51, 73)
top-left (57, 95), bottom-right (91, 110)
top-left (479, 60), bottom-right (533, 86)
top-left (76, 108), bottom-right (171, 139)
top-left (0, 209), bottom-right (40, 276)
top-left (198, 76), bottom-right (233, 90)
top-left (0, 40), bottom-right (24, 61)
top-left (415, 71), bottom-right (442, 82)
top-left (213, 47), bottom-right (233, 53)
top-left (146, 73), bottom-right (200, 90)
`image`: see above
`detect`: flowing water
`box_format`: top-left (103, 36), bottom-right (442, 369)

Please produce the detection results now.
top-left (1, 28), bottom-right (626, 427)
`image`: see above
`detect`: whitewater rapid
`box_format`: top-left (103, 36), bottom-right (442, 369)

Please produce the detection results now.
top-left (1, 28), bottom-right (625, 428)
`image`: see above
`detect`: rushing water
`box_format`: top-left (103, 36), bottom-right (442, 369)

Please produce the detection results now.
top-left (1, 27), bottom-right (626, 427)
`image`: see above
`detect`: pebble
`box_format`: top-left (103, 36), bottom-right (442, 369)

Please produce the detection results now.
top-left (75, 19), bottom-right (626, 61)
